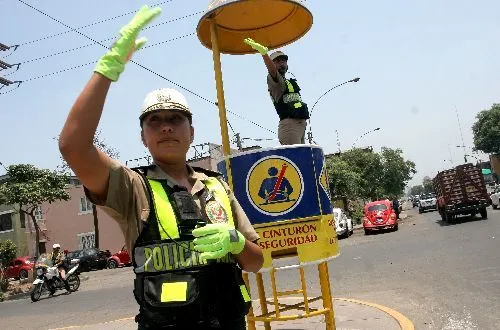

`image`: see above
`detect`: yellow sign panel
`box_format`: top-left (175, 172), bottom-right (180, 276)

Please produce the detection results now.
top-left (319, 162), bottom-right (330, 200)
top-left (254, 215), bottom-right (339, 269)
top-left (247, 156), bottom-right (304, 216)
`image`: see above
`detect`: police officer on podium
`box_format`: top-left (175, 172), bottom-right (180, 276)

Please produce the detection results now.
top-left (59, 5), bottom-right (263, 329)
top-left (244, 38), bottom-right (310, 145)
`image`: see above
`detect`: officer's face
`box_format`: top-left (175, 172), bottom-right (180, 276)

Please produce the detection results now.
top-left (141, 111), bottom-right (194, 162)
top-left (273, 57), bottom-right (288, 75)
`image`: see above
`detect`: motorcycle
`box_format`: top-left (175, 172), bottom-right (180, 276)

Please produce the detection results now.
top-left (30, 253), bottom-right (81, 302)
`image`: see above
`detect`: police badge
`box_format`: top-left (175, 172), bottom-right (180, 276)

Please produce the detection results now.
top-left (205, 200), bottom-right (228, 223)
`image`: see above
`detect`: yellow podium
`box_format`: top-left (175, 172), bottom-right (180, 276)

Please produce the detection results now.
top-left (196, 1), bottom-right (339, 329)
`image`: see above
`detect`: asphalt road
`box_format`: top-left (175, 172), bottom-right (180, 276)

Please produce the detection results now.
top-left (1, 207), bottom-right (499, 329)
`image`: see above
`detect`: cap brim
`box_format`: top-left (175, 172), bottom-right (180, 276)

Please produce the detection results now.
top-left (272, 55), bottom-right (288, 61)
top-left (140, 104), bottom-right (192, 120)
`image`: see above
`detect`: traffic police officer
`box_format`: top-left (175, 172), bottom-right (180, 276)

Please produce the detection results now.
top-left (59, 5), bottom-right (263, 329)
top-left (244, 38), bottom-right (310, 145)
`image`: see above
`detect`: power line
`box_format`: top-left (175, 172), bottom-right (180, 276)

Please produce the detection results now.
top-left (0, 85), bottom-right (22, 95)
top-left (17, 0), bottom-right (174, 47)
top-left (21, 31), bottom-right (196, 64)
top-left (15, 0), bottom-right (274, 135)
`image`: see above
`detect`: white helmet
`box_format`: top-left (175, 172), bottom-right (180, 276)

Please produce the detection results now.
top-left (53, 243), bottom-right (60, 249)
top-left (139, 88), bottom-right (191, 121)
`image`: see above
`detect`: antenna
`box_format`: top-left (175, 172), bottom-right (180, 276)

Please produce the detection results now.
top-left (454, 106), bottom-right (468, 163)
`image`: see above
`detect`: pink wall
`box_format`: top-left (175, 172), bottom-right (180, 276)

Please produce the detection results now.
top-left (35, 184), bottom-right (125, 254)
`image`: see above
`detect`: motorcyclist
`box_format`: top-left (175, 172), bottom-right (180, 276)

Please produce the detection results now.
top-left (49, 243), bottom-right (72, 293)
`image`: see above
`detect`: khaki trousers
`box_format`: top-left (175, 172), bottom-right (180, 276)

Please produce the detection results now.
top-left (278, 118), bottom-right (307, 145)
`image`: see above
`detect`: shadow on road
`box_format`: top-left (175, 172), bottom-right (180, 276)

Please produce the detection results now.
top-left (436, 214), bottom-right (486, 226)
top-left (364, 228), bottom-right (397, 236)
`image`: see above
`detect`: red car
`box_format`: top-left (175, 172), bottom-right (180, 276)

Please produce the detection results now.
top-left (107, 246), bottom-right (131, 269)
top-left (362, 200), bottom-right (398, 235)
top-left (3, 256), bottom-right (35, 280)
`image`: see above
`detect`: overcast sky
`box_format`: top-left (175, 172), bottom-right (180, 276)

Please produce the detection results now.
top-left (1, 0), bottom-right (498, 189)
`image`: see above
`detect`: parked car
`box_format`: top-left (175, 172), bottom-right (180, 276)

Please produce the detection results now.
top-left (107, 246), bottom-right (131, 269)
top-left (363, 200), bottom-right (398, 235)
top-left (412, 195), bottom-right (420, 208)
top-left (345, 216), bottom-right (354, 236)
top-left (3, 256), bottom-right (35, 280)
top-left (332, 208), bottom-right (350, 238)
top-left (65, 248), bottom-right (110, 272)
top-left (491, 186), bottom-right (500, 210)
top-left (419, 193), bottom-right (437, 213)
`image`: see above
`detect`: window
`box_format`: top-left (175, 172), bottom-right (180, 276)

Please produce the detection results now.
top-left (367, 204), bottom-right (388, 212)
top-left (0, 211), bottom-right (13, 232)
top-left (34, 205), bottom-right (43, 221)
top-left (20, 211), bottom-right (25, 228)
top-left (79, 196), bottom-right (93, 213)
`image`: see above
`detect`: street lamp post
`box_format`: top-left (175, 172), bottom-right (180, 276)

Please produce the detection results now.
top-left (352, 127), bottom-right (381, 148)
top-left (307, 77), bottom-right (360, 144)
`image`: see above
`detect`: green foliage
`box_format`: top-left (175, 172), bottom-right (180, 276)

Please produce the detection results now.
top-left (0, 164), bottom-right (70, 207)
top-left (422, 176), bottom-right (434, 194)
top-left (0, 240), bottom-right (17, 270)
top-left (0, 240), bottom-right (16, 294)
top-left (0, 165), bottom-right (70, 257)
top-left (327, 147), bottom-right (416, 201)
top-left (409, 185), bottom-right (424, 196)
top-left (472, 104), bottom-right (500, 155)
top-left (379, 148), bottom-right (417, 198)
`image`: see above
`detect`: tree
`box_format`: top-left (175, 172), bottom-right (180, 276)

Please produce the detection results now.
top-left (409, 185), bottom-right (424, 196)
top-left (327, 147), bottom-right (416, 201)
top-left (326, 157), bottom-right (363, 198)
top-left (422, 176), bottom-right (434, 194)
top-left (0, 239), bottom-right (16, 271)
top-left (472, 104), bottom-right (500, 155)
top-left (339, 148), bottom-right (384, 200)
top-left (0, 240), bottom-right (17, 294)
top-left (379, 148), bottom-right (417, 198)
top-left (56, 130), bottom-right (119, 249)
top-left (0, 165), bottom-right (70, 257)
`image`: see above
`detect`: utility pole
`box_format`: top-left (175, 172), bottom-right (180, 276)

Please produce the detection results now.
top-left (335, 130), bottom-right (341, 153)
top-left (0, 43), bottom-right (21, 91)
top-left (307, 131), bottom-right (314, 144)
top-left (454, 106), bottom-right (468, 163)
top-left (234, 133), bottom-right (243, 150)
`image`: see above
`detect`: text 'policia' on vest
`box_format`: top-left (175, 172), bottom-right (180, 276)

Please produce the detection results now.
top-left (274, 78), bottom-right (310, 121)
top-left (130, 165), bottom-right (251, 326)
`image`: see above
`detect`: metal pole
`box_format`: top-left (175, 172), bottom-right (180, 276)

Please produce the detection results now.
top-left (210, 18), bottom-right (233, 188)
top-left (454, 106), bottom-right (468, 163)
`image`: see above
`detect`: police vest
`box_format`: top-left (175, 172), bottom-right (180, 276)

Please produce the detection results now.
top-left (274, 78), bottom-right (310, 120)
top-left (131, 167), bottom-right (251, 326)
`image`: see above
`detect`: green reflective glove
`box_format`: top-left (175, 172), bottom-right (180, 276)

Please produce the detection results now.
top-left (243, 38), bottom-right (268, 55)
top-left (192, 223), bottom-right (246, 261)
top-left (94, 5), bottom-right (162, 81)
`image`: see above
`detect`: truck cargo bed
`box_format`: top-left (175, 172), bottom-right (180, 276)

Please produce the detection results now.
top-left (433, 163), bottom-right (489, 215)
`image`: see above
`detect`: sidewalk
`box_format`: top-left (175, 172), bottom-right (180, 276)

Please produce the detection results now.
top-left (50, 297), bottom-right (411, 330)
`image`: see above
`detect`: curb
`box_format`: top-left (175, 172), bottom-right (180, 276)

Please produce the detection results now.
top-left (48, 297), bottom-right (415, 330)
top-left (335, 297), bottom-right (415, 330)
top-left (1, 274), bottom-right (90, 302)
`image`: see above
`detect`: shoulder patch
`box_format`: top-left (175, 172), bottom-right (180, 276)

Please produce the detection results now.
top-left (131, 164), bottom-right (156, 176)
top-left (191, 166), bottom-right (222, 178)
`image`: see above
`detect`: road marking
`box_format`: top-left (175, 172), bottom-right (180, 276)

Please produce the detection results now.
top-left (49, 297), bottom-right (414, 330)
top-left (335, 297), bottom-right (415, 330)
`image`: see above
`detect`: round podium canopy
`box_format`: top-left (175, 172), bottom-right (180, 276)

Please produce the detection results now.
top-left (197, 0), bottom-right (313, 54)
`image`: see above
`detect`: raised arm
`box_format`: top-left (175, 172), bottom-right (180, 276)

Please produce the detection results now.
top-left (243, 38), bottom-right (278, 79)
top-left (58, 5), bottom-right (162, 201)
